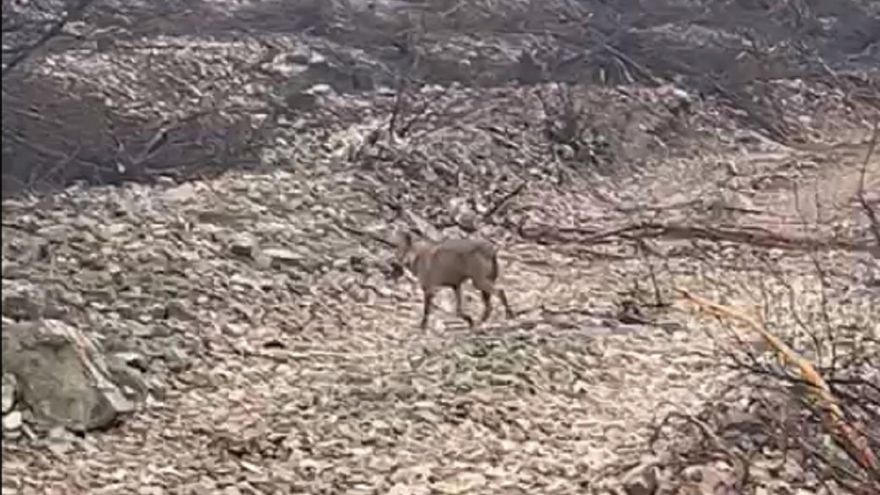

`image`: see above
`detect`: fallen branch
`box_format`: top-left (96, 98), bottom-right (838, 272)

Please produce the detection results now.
top-left (677, 289), bottom-right (880, 480)
top-left (598, 41), bottom-right (662, 87)
top-left (518, 220), bottom-right (875, 253)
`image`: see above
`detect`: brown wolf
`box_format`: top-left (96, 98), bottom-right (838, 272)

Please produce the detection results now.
top-left (392, 231), bottom-right (514, 329)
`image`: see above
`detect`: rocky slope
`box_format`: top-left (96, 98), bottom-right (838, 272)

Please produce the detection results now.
top-left (2, 1), bottom-right (879, 494)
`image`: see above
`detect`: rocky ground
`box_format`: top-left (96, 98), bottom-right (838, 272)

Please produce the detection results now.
top-left (3, 81), bottom-right (878, 493)
top-left (2, 1), bottom-right (880, 494)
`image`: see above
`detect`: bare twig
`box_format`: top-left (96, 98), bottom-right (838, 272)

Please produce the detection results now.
top-left (482, 181), bottom-right (527, 222)
top-left (635, 238), bottom-right (667, 307)
top-left (387, 76), bottom-right (408, 142)
top-left (857, 120), bottom-right (880, 252)
top-left (333, 221), bottom-right (395, 248)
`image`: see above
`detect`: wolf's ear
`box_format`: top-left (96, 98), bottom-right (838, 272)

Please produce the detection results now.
top-left (393, 229), bottom-right (413, 249)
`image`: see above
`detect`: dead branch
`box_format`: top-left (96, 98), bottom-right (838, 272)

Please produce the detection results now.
top-left (518, 219), bottom-right (875, 254)
top-left (598, 41), bottom-right (662, 87)
top-left (634, 238), bottom-right (667, 307)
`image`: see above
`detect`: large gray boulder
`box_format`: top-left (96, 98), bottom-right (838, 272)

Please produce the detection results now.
top-left (1, 319), bottom-right (139, 432)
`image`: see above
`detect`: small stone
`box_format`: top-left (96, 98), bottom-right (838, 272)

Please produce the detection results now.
top-left (165, 301), bottom-right (195, 320)
top-left (148, 304), bottom-right (168, 320)
top-left (145, 377), bottom-right (166, 400)
top-left (306, 83), bottom-right (332, 95)
top-left (3, 410), bottom-right (23, 431)
top-left (457, 211), bottom-right (478, 233)
top-left (622, 463), bottom-right (658, 495)
top-left (163, 347), bottom-right (190, 373)
top-left (376, 86), bottom-right (396, 97)
top-left (432, 472), bottom-right (487, 494)
top-left (2, 374), bottom-right (16, 413)
top-left (46, 426), bottom-right (75, 455)
top-left (229, 234), bottom-right (258, 257)
top-left (163, 183), bottom-right (196, 202)
top-left (129, 321), bottom-right (156, 338)
top-left (253, 253), bottom-right (273, 269)
top-left (3, 427), bottom-right (22, 440)
top-left (260, 248), bottom-right (304, 268)
top-left (725, 160), bottom-right (740, 175)
top-left (47, 438), bottom-right (74, 456)
top-left (223, 323), bottom-right (248, 338)
top-left (113, 352), bottom-right (149, 372)
top-left (555, 144), bottom-right (575, 160)
top-left (287, 47), bottom-right (311, 64)
top-left (48, 425), bottom-right (74, 442)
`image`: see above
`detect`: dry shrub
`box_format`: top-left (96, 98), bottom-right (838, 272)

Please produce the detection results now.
top-left (1, 0), bottom-right (285, 198)
top-left (1, 71), bottom-right (266, 197)
top-left (643, 246), bottom-right (880, 493)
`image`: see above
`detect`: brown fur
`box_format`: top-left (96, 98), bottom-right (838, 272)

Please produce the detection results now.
top-left (393, 231), bottom-right (514, 329)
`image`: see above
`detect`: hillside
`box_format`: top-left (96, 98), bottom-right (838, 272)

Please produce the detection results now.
top-left (2, 1), bottom-right (879, 494)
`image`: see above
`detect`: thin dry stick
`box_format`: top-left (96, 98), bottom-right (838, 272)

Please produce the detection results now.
top-left (676, 288), bottom-right (880, 479)
top-left (482, 181), bottom-right (527, 221)
top-left (857, 120), bottom-right (879, 251)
